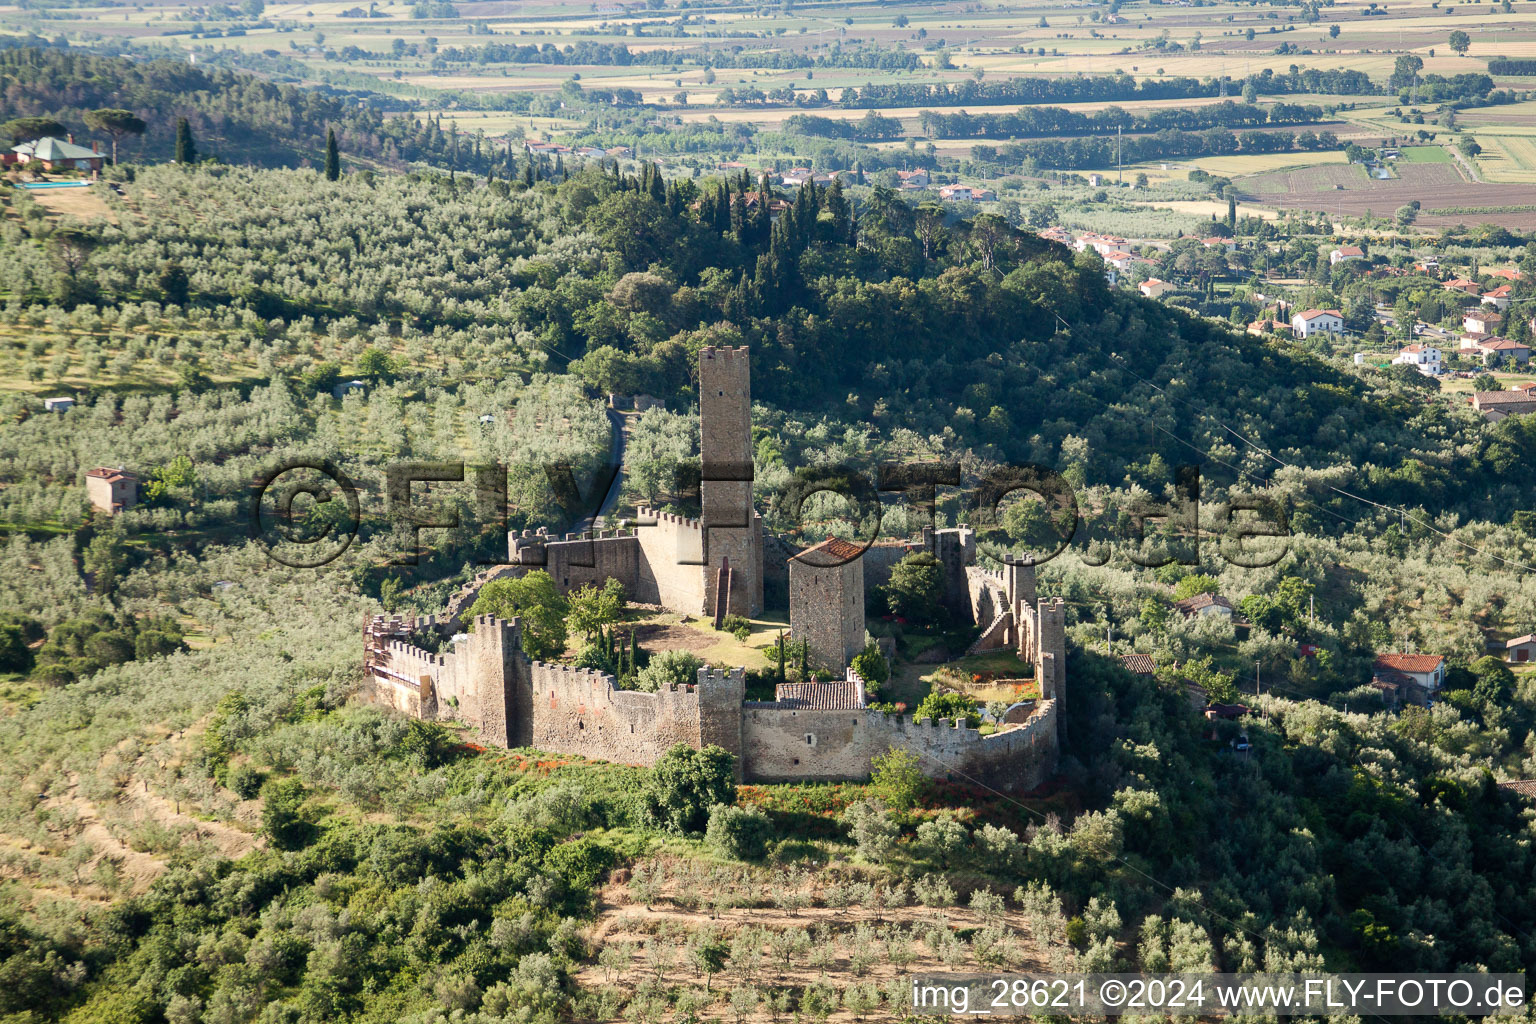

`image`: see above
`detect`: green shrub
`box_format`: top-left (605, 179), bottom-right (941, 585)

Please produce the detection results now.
top-left (226, 763), bottom-right (264, 800)
top-left (705, 803), bottom-right (773, 860)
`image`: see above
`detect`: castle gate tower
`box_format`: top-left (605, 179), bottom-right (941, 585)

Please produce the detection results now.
top-left (699, 345), bottom-right (763, 616)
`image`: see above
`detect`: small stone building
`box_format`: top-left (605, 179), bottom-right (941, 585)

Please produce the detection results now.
top-left (788, 537), bottom-right (866, 673)
top-left (85, 467), bottom-right (137, 516)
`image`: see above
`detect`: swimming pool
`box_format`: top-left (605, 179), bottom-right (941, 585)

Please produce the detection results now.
top-left (13, 181), bottom-right (92, 190)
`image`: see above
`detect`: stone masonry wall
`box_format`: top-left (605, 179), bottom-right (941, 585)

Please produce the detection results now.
top-left (741, 699), bottom-right (1059, 792)
top-left (633, 507), bottom-right (708, 611)
top-left (789, 555), bottom-right (865, 673)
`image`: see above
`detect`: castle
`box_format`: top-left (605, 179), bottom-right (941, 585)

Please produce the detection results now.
top-left (364, 346), bottom-right (1065, 791)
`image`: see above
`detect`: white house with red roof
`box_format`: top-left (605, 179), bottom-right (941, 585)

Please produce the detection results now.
top-left (1481, 284), bottom-right (1513, 310)
top-left (1292, 308), bottom-right (1344, 337)
top-left (1139, 278), bottom-right (1172, 299)
top-left (1330, 244), bottom-right (1364, 265)
top-left (1393, 343), bottom-right (1442, 376)
top-left (1373, 653), bottom-right (1446, 695)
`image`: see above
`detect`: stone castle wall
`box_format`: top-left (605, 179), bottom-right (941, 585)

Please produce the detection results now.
top-left (633, 507), bottom-right (709, 611)
top-left (365, 614), bottom-right (1057, 789)
top-left (741, 699), bottom-right (1059, 792)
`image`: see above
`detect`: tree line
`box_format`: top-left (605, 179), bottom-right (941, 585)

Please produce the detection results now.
top-left (915, 100), bottom-right (1331, 141)
top-left (833, 68), bottom-right (1380, 110)
top-left (991, 126), bottom-right (1341, 170)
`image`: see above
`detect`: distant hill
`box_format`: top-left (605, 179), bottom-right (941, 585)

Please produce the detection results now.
top-left (0, 46), bottom-right (505, 172)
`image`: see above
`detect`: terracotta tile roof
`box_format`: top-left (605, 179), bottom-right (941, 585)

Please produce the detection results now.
top-left (1499, 780), bottom-right (1536, 799)
top-left (773, 680), bottom-right (865, 710)
top-left (1480, 338), bottom-right (1529, 351)
top-left (1120, 653), bottom-right (1156, 675)
top-left (86, 467), bottom-right (136, 482)
top-left (1175, 592), bottom-right (1234, 614)
top-left (1507, 634), bottom-right (1536, 647)
top-left (1373, 653), bottom-right (1444, 674)
top-left (1474, 390), bottom-right (1536, 405)
top-left (790, 536), bottom-right (865, 566)
top-left (1295, 308), bottom-right (1342, 320)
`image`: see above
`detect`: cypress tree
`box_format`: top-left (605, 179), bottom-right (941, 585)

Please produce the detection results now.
top-left (1227, 192), bottom-right (1237, 229)
top-left (174, 117), bottom-right (196, 164)
top-left (324, 127), bottom-right (340, 181)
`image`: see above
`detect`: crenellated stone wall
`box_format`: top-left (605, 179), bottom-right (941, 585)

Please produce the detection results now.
top-left (363, 613), bottom-right (1057, 789)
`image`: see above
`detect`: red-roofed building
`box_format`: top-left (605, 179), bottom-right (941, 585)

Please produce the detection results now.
top-left (1292, 308), bottom-right (1344, 337)
top-left (1330, 244), bottom-right (1364, 264)
top-left (1372, 653), bottom-right (1446, 693)
top-left (1482, 284), bottom-right (1513, 310)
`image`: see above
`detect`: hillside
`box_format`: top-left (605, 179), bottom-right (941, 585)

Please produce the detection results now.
top-left (0, 134), bottom-right (1535, 1023)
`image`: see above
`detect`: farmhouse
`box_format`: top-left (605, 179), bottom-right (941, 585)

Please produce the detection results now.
top-left (1444, 278), bottom-right (1483, 296)
top-left (365, 349), bottom-right (1066, 790)
top-left (1330, 245), bottom-right (1364, 264)
top-left (85, 467), bottom-right (137, 516)
top-left (895, 169), bottom-right (930, 188)
top-left (1174, 593), bottom-right (1234, 619)
top-left (1139, 278), bottom-right (1172, 299)
top-left (1292, 308), bottom-right (1344, 337)
top-left (1473, 389), bottom-right (1536, 421)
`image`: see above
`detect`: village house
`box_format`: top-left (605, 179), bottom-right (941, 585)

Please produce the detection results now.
top-left (10, 136), bottom-right (104, 172)
top-left (1139, 278), bottom-right (1172, 299)
top-left (1372, 653), bottom-right (1446, 698)
top-left (1102, 250), bottom-right (1137, 272)
top-left (1292, 308), bottom-right (1344, 337)
top-left (85, 467), bottom-right (138, 516)
top-left (1481, 284), bottom-right (1513, 310)
top-left (1472, 338), bottom-right (1531, 367)
top-left (1506, 634), bottom-right (1536, 664)
top-left (895, 169), bottom-right (930, 188)
top-left (1203, 236), bottom-right (1238, 251)
top-left (1330, 245), bottom-right (1364, 265)
top-left (1489, 267), bottom-right (1525, 282)
top-left (938, 183), bottom-right (996, 202)
top-left (1464, 309), bottom-right (1503, 335)
top-left (1247, 316), bottom-right (1285, 335)
top-left (1444, 277), bottom-right (1483, 296)
top-left (42, 397), bottom-right (74, 413)
top-left (780, 167), bottom-right (814, 187)
top-left (1392, 343), bottom-right (1442, 376)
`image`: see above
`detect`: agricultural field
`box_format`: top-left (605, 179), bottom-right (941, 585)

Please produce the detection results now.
top-left (1472, 133), bottom-right (1536, 183)
top-left (1236, 159), bottom-right (1536, 226)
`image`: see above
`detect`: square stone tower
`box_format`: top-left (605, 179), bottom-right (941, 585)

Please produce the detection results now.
top-left (788, 537), bottom-right (865, 673)
top-left (699, 345), bottom-right (763, 616)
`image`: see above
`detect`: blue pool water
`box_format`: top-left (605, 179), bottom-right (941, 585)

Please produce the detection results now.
top-left (14, 181), bottom-right (92, 190)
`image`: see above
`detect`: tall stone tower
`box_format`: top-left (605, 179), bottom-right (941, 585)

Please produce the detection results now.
top-left (789, 537), bottom-right (866, 673)
top-left (699, 345), bottom-right (763, 616)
